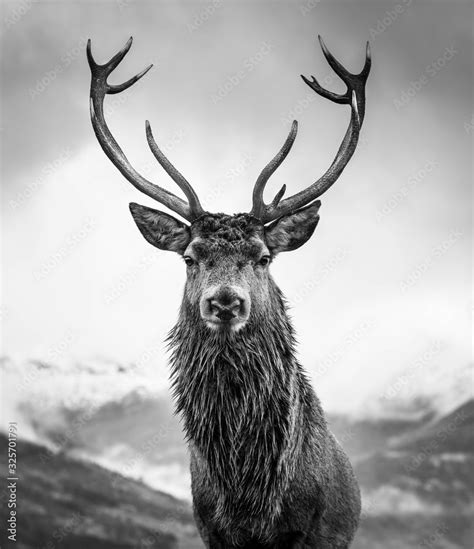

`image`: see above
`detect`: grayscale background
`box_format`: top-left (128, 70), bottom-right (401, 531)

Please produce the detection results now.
top-left (1, 1), bottom-right (472, 548)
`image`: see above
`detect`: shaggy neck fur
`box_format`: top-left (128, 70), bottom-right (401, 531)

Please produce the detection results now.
top-left (168, 281), bottom-right (312, 536)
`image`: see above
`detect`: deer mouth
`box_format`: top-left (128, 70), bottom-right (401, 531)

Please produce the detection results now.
top-left (204, 316), bottom-right (248, 333)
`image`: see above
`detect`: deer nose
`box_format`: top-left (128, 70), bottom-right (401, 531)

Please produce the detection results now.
top-left (210, 298), bottom-right (242, 321)
top-left (200, 285), bottom-right (250, 328)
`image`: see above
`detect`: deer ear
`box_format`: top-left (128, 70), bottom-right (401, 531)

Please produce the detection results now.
top-left (265, 201), bottom-right (321, 254)
top-left (129, 203), bottom-right (191, 254)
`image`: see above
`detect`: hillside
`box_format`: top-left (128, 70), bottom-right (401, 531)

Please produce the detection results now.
top-left (1, 400), bottom-right (473, 548)
top-left (0, 433), bottom-right (202, 549)
top-left (352, 399), bottom-right (474, 549)
top-left (1, 354), bottom-right (472, 548)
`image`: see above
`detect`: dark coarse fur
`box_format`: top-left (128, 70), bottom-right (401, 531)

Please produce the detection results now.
top-left (167, 215), bottom-right (361, 549)
top-left (192, 213), bottom-right (261, 244)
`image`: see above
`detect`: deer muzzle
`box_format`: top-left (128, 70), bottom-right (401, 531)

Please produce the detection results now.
top-left (200, 285), bottom-right (250, 331)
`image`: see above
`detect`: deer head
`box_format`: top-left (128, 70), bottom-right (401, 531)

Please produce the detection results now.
top-left (87, 36), bottom-right (370, 333)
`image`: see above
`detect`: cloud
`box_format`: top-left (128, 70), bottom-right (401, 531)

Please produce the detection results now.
top-left (2, 0), bottom-right (471, 418)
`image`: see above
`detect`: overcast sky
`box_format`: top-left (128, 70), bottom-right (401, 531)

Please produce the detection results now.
top-left (1, 0), bottom-right (472, 413)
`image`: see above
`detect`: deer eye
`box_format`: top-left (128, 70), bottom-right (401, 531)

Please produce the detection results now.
top-left (183, 256), bottom-right (195, 267)
top-left (258, 255), bottom-right (271, 267)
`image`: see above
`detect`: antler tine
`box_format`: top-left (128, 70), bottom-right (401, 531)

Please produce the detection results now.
top-left (360, 41), bottom-right (372, 78)
top-left (87, 37), bottom-right (132, 74)
top-left (103, 37), bottom-right (133, 73)
top-left (301, 74), bottom-right (345, 104)
top-left (87, 38), bottom-right (203, 222)
top-left (250, 120), bottom-right (298, 220)
top-left (255, 36), bottom-right (370, 223)
top-left (145, 121), bottom-right (204, 217)
top-left (318, 35), bottom-right (351, 81)
top-left (108, 65), bottom-right (153, 94)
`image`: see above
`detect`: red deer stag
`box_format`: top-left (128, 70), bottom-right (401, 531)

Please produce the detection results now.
top-left (87, 35), bottom-right (370, 549)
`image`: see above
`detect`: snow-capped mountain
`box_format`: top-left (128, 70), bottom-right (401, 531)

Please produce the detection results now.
top-left (1, 353), bottom-right (471, 503)
top-left (1, 353), bottom-right (472, 548)
top-left (0, 355), bottom-right (189, 498)
top-left (1, 352), bottom-right (470, 439)
top-left (0, 355), bottom-right (167, 439)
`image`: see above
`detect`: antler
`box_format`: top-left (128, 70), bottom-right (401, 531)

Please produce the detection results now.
top-left (251, 120), bottom-right (298, 221)
top-left (251, 36), bottom-right (371, 224)
top-left (87, 37), bottom-right (204, 221)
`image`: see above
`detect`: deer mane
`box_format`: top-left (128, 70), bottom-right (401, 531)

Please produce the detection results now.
top-left (167, 287), bottom-right (315, 538)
